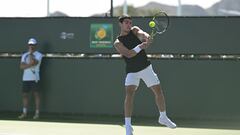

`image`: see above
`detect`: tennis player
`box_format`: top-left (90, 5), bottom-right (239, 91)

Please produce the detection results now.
top-left (114, 15), bottom-right (176, 135)
top-left (18, 38), bottom-right (43, 120)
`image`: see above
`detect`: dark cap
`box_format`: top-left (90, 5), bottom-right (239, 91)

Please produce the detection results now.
top-left (118, 14), bottom-right (132, 23)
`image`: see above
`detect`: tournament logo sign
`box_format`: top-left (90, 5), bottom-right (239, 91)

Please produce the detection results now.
top-left (90, 24), bottom-right (113, 48)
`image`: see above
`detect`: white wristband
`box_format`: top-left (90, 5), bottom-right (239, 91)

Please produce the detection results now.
top-left (132, 45), bottom-right (142, 53)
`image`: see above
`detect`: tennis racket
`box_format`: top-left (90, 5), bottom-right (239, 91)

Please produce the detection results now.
top-left (149, 11), bottom-right (169, 39)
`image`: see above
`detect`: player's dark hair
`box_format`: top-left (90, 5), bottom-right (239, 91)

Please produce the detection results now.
top-left (118, 14), bottom-right (132, 23)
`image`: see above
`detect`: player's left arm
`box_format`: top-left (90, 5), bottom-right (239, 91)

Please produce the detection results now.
top-left (30, 53), bottom-right (43, 67)
top-left (29, 54), bottom-right (39, 66)
top-left (132, 26), bottom-right (151, 43)
top-left (34, 53), bottom-right (43, 66)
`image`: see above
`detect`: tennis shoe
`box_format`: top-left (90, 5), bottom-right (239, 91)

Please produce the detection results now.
top-left (33, 114), bottom-right (39, 120)
top-left (18, 113), bottom-right (27, 119)
top-left (159, 116), bottom-right (176, 129)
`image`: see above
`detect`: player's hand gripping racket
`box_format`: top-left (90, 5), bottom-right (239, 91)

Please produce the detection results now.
top-left (149, 11), bottom-right (169, 40)
top-left (25, 53), bottom-right (37, 82)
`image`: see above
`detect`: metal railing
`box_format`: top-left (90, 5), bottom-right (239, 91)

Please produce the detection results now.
top-left (1, 52), bottom-right (240, 60)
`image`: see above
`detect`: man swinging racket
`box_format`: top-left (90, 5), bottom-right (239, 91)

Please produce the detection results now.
top-left (114, 15), bottom-right (176, 135)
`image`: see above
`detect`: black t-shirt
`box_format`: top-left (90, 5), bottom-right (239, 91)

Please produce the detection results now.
top-left (118, 30), bottom-right (151, 74)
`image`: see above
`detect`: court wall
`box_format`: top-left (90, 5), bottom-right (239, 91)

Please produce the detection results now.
top-left (0, 17), bottom-right (240, 120)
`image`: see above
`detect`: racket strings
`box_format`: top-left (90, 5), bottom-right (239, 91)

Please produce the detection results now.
top-left (154, 18), bottom-right (168, 32)
top-left (150, 11), bottom-right (169, 38)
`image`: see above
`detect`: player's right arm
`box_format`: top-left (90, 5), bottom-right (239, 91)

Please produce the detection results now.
top-left (114, 39), bottom-right (148, 58)
top-left (20, 62), bottom-right (33, 70)
top-left (20, 54), bottom-right (38, 70)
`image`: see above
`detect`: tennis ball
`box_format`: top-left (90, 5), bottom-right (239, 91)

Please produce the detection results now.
top-left (149, 21), bottom-right (155, 28)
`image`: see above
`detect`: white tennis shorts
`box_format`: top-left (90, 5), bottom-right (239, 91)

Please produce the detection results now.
top-left (125, 65), bottom-right (160, 88)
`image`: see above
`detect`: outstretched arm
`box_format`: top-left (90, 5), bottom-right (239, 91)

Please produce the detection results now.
top-left (114, 39), bottom-right (148, 58)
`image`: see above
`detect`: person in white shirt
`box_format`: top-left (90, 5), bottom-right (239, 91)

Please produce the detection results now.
top-left (18, 38), bottom-right (43, 120)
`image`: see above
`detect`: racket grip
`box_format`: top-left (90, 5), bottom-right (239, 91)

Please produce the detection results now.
top-left (150, 31), bottom-right (154, 40)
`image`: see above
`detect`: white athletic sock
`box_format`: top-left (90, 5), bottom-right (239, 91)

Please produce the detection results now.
top-left (35, 110), bottom-right (39, 115)
top-left (23, 108), bottom-right (27, 114)
top-left (125, 117), bottom-right (132, 126)
top-left (160, 111), bottom-right (166, 117)
top-left (125, 117), bottom-right (133, 135)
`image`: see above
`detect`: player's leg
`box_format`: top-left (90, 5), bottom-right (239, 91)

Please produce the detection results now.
top-left (18, 81), bottom-right (29, 119)
top-left (150, 84), bottom-right (166, 112)
top-left (33, 91), bottom-right (40, 119)
top-left (141, 65), bottom-right (176, 128)
top-left (125, 85), bottom-right (137, 117)
top-left (22, 93), bottom-right (29, 111)
top-left (150, 85), bottom-right (176, 128)
top-left (124, 85), bottom-right (136, 135)
top-left (32, 82), bottom-right (40, 119)
top-left (21, 92), bottom-right (29, 117)
top-left (124, 73), bottom-right (140, 135)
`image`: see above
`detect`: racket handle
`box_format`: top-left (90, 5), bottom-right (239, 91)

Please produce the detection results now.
top-left (150, 30), bottom-right (154, 40)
